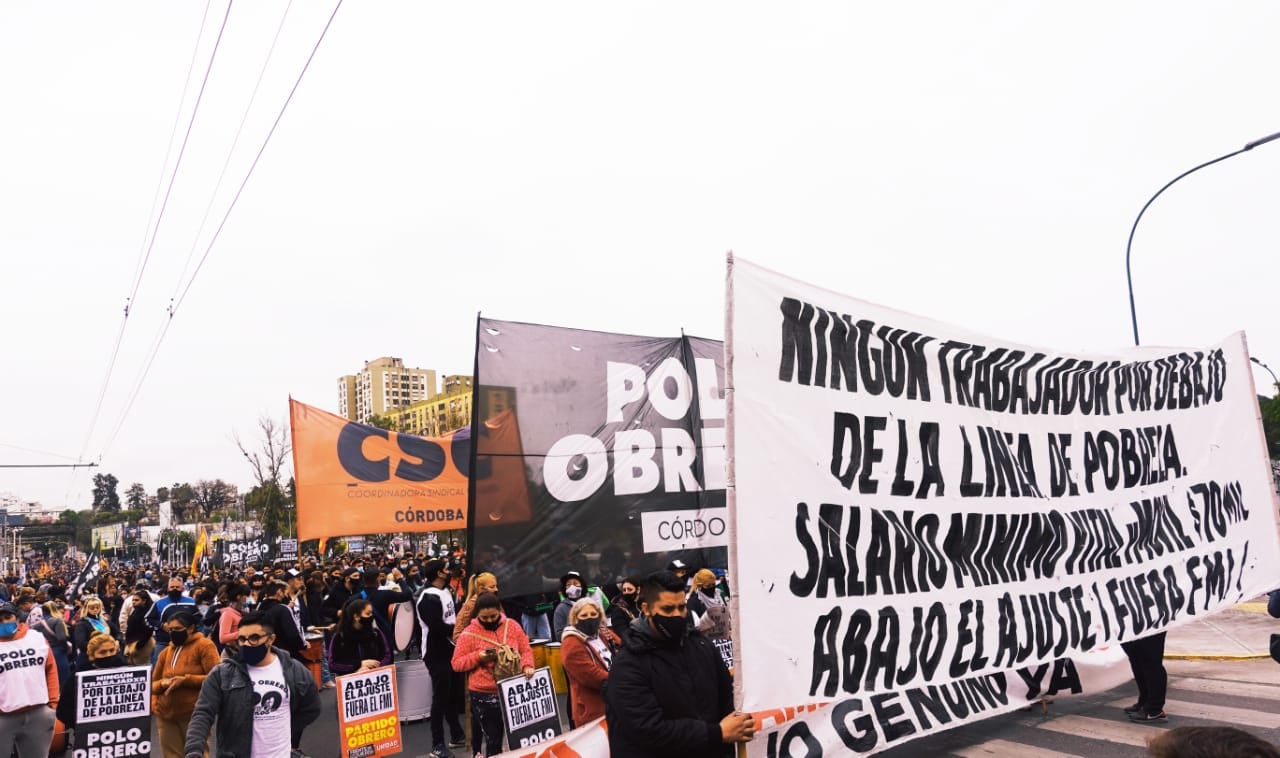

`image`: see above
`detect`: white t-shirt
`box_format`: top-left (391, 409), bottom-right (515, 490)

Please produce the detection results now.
top-left (249, 656), bottom-right (292, 758)
top-left (588, 636), bottom-right (612, 669)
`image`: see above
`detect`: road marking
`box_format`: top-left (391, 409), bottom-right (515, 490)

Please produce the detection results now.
top-left (1039, 715), bottom-right (1167, 747)
top-left (954, 739), bottom-right (1083, 758)
top-left (1164, 699), bottom-right (1280, 728)
top-left (1107, 696), bottom-right (1280, 728)
top-left (1169, 676), bottom-right (1280, 702)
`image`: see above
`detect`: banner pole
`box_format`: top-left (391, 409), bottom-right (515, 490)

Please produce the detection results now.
top-left (466, 312), bottom-right (482, 562)
top-left (723, 251), bottom-right (744, 710)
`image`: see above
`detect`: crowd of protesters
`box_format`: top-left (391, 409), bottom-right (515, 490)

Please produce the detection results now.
top-left (0, 538), bottom-right (748, 758)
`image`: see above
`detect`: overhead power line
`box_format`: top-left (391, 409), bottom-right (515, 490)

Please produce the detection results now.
top-left (171, 0), bottom-right (296, 304)
top-left (99, 0), bottom-right (346, 459)
top-left (63, 0), bottom-right (217, 510)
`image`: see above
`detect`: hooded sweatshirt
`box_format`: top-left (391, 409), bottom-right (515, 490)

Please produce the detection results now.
top-left (0, 623), bottom-right (60, 713)
top-left (150, 630), bottom-right (220, 721)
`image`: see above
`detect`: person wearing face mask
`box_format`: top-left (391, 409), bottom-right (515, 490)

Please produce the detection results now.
top-left (184, 612), bottom-right (320, 758)
top-left (326, 599), bottom-right (391, 676)
top-left (553, 571), bottom-right (596, 641)
top-left (561, 598), bottom-right (621, 725)
top-left (151, 611), bottom-right (219, 758)
top-left (57, 632), bottom-right (125, 732)
top-left (123, 590), bottom-right (155, 667)
top-left (452, 593), bottom-right (535, 757)
top-left (146, 579), bottom-right (196, 666)
top-left (0, 600), bottom-right (59, 758)
top-left (452, 571), bottom-right (499, 642)
top-left (217, 584), bottom-right (250, 660)
top-left (415, 560), bottom-right (466, 758)
top-left (33, 599), bottom-right (71, 685)
top-left (604, 571), bottom-right (753, 758)
top-left (608, 576), bottom-right (643, 646)
top-left (72, 596), bottom-right (111, 670)
top-left (685, 569), bottom-right (732, 649)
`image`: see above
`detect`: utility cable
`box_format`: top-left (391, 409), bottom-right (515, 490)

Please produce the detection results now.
top-left (73, 0), bottom-right (217, 468)
top-left (171, 0), bottom-right (294, 301)
top-left (99, 0), bottom-right (344, 459)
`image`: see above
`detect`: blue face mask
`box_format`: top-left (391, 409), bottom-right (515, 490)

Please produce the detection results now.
top-left (0, 622), bottom-right (18, 638)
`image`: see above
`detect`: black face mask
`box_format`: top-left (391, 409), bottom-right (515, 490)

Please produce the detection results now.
top-left (168, 590), bottom-right (183, 601)
top-left (479, 617), bottom-right (502, 632)
top-left (621, 592), bottom-right (637, 603)
top-left (576, 618), bottom-right (601, 637)
top-left (168, 630), bottom-right (189, 646)
top-left (650, 613), bottom-right (688, 643)
top-left (91, 654), bottom-right (121, 668)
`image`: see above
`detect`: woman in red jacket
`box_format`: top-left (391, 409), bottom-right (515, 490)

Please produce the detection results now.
top-left (560, 598), bottom-right (620, 725)
top-left (452, 593), bottom-right (534, 757)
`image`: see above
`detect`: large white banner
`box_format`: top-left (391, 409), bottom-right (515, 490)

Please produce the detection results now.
top-left (726, 256), bottom-right (1280, 755)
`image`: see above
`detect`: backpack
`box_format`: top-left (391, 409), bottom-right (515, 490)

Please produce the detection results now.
top-left (465, 623), bottom-right (523, 680)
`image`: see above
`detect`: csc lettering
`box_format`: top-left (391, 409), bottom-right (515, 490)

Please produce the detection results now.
top-left (337, 424), bottom-right (470, 483)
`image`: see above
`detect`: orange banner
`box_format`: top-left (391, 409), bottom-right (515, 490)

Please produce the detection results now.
top-left (291, 399), bottom-right (469, 540)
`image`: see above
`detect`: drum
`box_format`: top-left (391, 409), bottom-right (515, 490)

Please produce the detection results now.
top-left (395, 659), bottom-right (433, 722)
top-left (545, 642), bottom-right (568, 695)
top-left (531, 639), bottom-right (548, 670)
top-left (392, 600), bottom-right (417, 652)
top-left (302, 634), bottom-right (325, 687)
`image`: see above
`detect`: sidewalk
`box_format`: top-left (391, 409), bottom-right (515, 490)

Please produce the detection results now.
top-left (1164, 598), bottom-right (1277, 659)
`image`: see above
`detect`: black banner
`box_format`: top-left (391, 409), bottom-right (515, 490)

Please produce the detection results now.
top-left (220, 537), bottom-right (272, 567)
top-left (469, 317), bottom-right (726, 597)
top-left (276, 539), bottom-right (298, 563)
top-left (68, 544), bottom-right (101, 599)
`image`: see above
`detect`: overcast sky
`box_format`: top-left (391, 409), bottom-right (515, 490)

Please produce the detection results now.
top-left (3, 2), bottom-right (1278, 511)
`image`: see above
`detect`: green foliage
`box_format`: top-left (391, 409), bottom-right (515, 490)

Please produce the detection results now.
top-left (245, 483), bottom-right (287, 544)
top-left (92, 473), bottom-right (121, 512)
top-left (1260, 394), bottom-right (1280, 459)
top-left (125, 482), bottom-right (147, 511)
top-left (90, 508), bottom-right (144, 525)
top-left (55, 509), bottom-right (93, 550)
top-left (366, 413), bottom-right (398, 431)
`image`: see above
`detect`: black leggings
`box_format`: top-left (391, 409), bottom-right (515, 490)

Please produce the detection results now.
top-left (470, 691), bottom-right (505, 757)
top-left (1121, 631), bottom-right (1167, 712)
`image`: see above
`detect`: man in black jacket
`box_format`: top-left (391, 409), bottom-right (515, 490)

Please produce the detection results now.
top-left (604, 571), bottom-right (754, 758)
top-left (415, 559), bottom-right (465, 757)
top-left (255, 581), bottom-right (306, 661)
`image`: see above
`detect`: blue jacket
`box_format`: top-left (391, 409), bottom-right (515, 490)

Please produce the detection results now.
top-left (145, 594), bottom-right (196, 647)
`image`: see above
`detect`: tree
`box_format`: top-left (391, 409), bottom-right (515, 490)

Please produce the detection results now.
top-left (169, 482), bottom-right (195, 522)
top-left (91, 473), bottom-right (121, 513)
top-left (237, 415), bottom-right (292, 544)
top-left (156, 486), bottom-right (170, 503)
top-left (1259, 394), bottom-right (1280, 459)
top-left (191, 479), bottom-right (237, 521)
top-left (125, 482), bottom-right (147, 511)
top-left (366, 413), bottom-right (398, 431)
top-left (57, 509), bottom-right (93, 550)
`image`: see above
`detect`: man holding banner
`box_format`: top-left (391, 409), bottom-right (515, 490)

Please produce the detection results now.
top-left (604, 571), bottom-right (753, 758)
top-left (0, 601), bottom-right (59, 758)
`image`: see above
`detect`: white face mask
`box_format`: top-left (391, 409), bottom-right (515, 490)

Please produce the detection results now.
top-left (565, 585), bottom-right (583, 600)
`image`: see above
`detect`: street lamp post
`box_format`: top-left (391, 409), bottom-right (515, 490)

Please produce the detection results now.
top-left (1253, 357), bottom-right (1279, 396)
top-left (1126, 129), bottom-right (1280, 346)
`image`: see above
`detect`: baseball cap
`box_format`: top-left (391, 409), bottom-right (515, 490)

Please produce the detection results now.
top-left (0, 602), bottom-right (18, 618)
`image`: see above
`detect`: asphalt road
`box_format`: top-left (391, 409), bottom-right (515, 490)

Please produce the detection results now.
top-left (876, 658), bottom-right (1280, 758)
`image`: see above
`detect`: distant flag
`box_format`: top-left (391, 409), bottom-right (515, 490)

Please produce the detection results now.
top-left (68, 540), bottom-right (103, 599)
top-left (191, 527), bottom-right (209, 575)
top-left (318, 537), bottom-right (328, 557)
